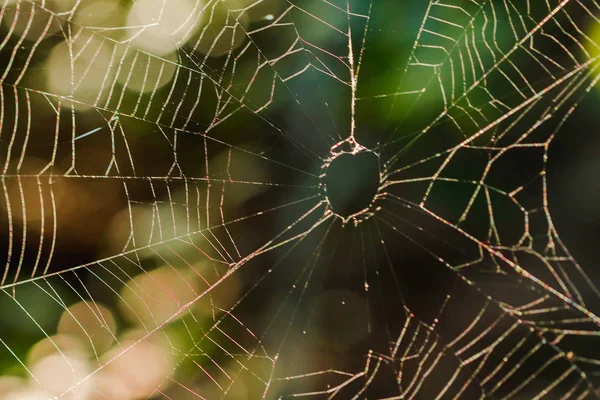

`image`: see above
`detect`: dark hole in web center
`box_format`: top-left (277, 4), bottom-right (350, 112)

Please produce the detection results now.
top-left (324, 151), bottom-right (380, 218)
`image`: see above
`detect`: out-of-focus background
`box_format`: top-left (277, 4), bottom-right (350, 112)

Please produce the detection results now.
top-left (1, 0), bottom-right (600, 399)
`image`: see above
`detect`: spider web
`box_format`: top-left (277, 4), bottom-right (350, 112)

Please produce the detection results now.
top-left (1, 0), bottom-right (600, 398)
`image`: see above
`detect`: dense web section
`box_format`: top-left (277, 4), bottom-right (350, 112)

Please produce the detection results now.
top-left (1, 0), bottom-right (600, 398)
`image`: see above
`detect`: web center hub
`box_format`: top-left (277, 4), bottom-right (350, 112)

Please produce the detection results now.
top-left (320, 139), bottom-right (382, 225)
